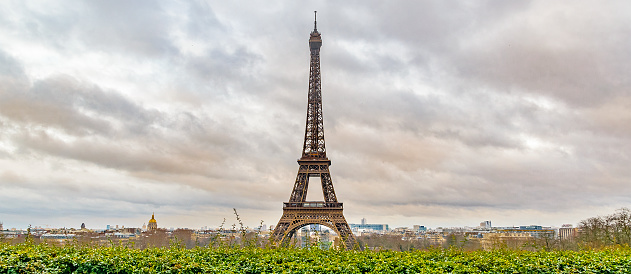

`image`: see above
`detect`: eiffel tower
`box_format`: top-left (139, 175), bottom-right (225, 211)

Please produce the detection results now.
top-left (271, 12), bottom-right (358, 250)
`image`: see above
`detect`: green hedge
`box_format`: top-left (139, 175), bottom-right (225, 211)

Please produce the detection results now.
top-left (1, 242), bottom-right (631, 273)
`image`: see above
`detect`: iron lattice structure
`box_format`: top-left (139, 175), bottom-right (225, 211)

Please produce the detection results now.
top-left (272, 12), bottom-right (358, 250)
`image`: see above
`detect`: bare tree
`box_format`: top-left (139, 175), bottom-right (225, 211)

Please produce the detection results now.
top-left (578, 208), bottom-right (631, 248)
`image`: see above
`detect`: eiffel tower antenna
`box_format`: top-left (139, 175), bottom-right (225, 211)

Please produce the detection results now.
top-left (271, 13), bottom-right (358, 250)
top-left (314, 11), bottom-right (317, 31)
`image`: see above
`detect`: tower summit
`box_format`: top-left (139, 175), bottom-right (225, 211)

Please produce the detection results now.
top-left (309, 11), bottom-right (322, 51)
top-left (271, 12), bottom-right (358, 249)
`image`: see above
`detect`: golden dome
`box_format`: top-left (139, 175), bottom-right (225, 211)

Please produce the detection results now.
top-left (149, 213), bottom-right (157, 223)
top-left (147, 212), bottom-right (158, 231)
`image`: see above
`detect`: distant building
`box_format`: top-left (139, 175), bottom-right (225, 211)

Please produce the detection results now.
top-left (123, 227), bottom-right (141, 234)
top-left (0, 222), bottom-right (3, 231)
top-left (148, 213), bottom-right (158, 231)
top-left (559, 225), bottom-right (578, 240)
top-left (350, 218), bottom-right (388, 232)
top-left (495, 225), bottom-right (554, 238)
top-left (413, 225), bottom-right (427, 232)
top-left (350, 223), bottom-right (389, 232)
top-left (41, 234), bottom-right (76, 240)
top-left (81, 223), bottom-right (86, 229)
top-left (479, 221), bottom-right (492, 229)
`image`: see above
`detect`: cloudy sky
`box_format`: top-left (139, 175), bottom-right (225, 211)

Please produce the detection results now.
top-left (1, 0), bottom-right (630, 230)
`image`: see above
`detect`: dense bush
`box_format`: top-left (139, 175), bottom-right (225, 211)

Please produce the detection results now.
top-left (2, 242), bottom-right (631, 273)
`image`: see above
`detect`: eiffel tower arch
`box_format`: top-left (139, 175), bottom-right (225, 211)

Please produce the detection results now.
top-left (271, 12), bottom-right (358, 250)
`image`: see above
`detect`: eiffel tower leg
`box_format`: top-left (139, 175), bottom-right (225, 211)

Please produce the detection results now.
top-left (334, 219), bottom-right (359, 250)
top-left (320, 172), bottom-right (337, 203)
top-left (271, 210), bottom-right (302, 247)
top-left (289, 172), bottom-right (308, 203)
top-left (282, 229), bottom-right (297, 246)
top-left (271, 220), bottom-right (290, 246)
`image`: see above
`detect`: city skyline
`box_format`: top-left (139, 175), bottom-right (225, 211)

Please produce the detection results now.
top-left (1, 1), bottom-right (631, 230)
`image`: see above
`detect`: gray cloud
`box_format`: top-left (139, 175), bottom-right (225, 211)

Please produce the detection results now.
top-left (450, 1), bottom-right (631, 107)
top-left (0, 0), bottom-right (630, 229)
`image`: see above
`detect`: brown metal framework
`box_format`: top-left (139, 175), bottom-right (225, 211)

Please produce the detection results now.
top-left (272, 12), bottom-right (358, 250)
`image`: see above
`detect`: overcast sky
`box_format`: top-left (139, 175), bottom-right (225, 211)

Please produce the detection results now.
top-left (1, 0), bottom-right (630, 230)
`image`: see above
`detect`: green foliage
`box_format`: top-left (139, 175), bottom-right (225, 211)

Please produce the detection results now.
top-left (2, 242), bottom-right (631, 273)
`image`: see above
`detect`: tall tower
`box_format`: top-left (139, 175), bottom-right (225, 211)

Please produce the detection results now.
top-left (272, 12), bottom-right (358, 249)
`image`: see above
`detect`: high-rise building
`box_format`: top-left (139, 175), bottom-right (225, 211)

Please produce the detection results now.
top-left (479, 220), bottom-right (492, 229)
top-left (413, 225), bottom-right (427, 231)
